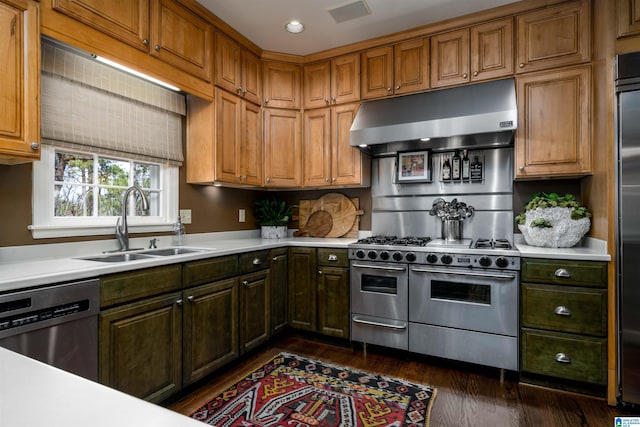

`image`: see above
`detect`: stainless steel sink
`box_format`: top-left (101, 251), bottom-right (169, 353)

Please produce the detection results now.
top-left (139, 247), bottom-right (207, 256)
top-left (81, 253), bottom-right (156, 263)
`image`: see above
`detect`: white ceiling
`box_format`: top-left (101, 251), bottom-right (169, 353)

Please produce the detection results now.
top-left (196, 0), bottom-right (520, 56)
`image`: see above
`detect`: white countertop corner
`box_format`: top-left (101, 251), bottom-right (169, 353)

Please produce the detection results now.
top-left (514, 234), bottom-right (611, 262)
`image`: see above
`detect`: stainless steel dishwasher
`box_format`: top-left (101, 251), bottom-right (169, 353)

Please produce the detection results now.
top-left (0, 278), bottom-right (100, 381)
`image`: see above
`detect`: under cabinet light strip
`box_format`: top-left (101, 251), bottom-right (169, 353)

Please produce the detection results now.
top-left (92, 55), bottom-right (181, 92)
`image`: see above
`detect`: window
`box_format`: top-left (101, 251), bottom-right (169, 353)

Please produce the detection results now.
top-left (31, 146), bottom-right (178, 238)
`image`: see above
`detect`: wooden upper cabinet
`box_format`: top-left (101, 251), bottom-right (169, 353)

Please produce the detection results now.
top-left (263, 61), bottom-right (301, 109)
top-left (431, 28), bottom-right (470, 88)
top-left (150, 0), bottom-right (212, 81)
top-left (52, 0), bottom-right (150, 51)
top-left (361, 39), bottom-right (429, 99)
top-left (215, 32), bottom-right (261, 105)
top-left (0, 0), bottom-right (40, 163)
top-left (516, 0), bottom-right (590, 74)
top-left (470, 17), bottom-right (514, 82)
top-left (264, 108), bottom-right (302, 187)
top-left (304, 54), bottom-right (360, 108)
top-left (52, 0), bottom-right (213, 81)
top-left (303, 108), bottom-right (331, 186)
top-left (515, 65), bottom-right (591, 179)
top-left (619, 0), bottom-right (640, 37)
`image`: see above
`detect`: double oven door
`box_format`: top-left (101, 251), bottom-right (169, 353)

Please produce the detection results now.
top-left (350, 261), bottom-right (408, 350)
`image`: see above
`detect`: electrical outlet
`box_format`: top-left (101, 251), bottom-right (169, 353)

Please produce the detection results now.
top-left (239, 209), bottom-right (245, 223)
top-left (179, 209), bottom-right (192, 224)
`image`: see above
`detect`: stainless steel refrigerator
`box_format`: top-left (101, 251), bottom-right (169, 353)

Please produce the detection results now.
top-left (617, 51), bottom-right (640, 407)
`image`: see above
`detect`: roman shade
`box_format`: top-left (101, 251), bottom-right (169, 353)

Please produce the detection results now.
top-left (40, 38), bottom-right (185, 165)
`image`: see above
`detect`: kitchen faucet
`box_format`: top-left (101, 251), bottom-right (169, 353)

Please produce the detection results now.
top-left (114, 185), bottom-right (149, 252)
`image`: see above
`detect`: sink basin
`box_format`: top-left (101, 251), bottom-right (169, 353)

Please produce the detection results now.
top-left (82, 253), bottom-right (155, 263)
top-left (139, 247), bottom-right (207, 256)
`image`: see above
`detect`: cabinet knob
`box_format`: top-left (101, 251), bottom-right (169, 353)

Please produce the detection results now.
top-left (237, 86), bottom-right (243, 93)
top-left (386, 87), bottom-right (392, 92)
top-left (143, 39), bottom-right (149, 46)
top-left (30, 142), bottom-right (40, 150)
top-left (554, 352), bottom-right (572, 364)
top-left (473, 71), bottom-right (478, 77)
top-left (462, 73), bottom-right (468, 79)
top-left (554, 268), bottom-right (571, 278)
top-left (395, 85), bottom-right (400, 90)
top-left (519, 166), bottom-right (525, 171)
top-left (331, 96), bottom-right (336, 104)
top-left (264, 98), bottom-right (270, 104)
top-left (324, 178), bottom-right (329, 182)
top-left (175, 299), bottom-right (183, 306)
top-left (187, 295), bottom-right (195, 302)
top-left (324, 98), bottom-right (330, 104)
top-left (243, 175), bottom-right (247, 181)
top-left (318, 270), bottom-right (323, 275)
top-left (272, 256), bottom-right (279, 262)
top-left (154, 44), bottom-right (161, 52)
top-left (242, 280), bottom-right (249, 286)
top-left (331, 177), bottom-right (336, 182)
top-left (327, 254), bottom-right (338, 261)
top-left (266, 177), bottom-right (271, 183)
top-left (519, 63), bottom-right (525, 68)
top-left (243, 89), bottom-right (248, 95)
top-left (554, 305), bottom-right (572, 316)
top-left (237, 175), bottom-right (242, 180)
top-left (253, 258), bottom-right (262, 265)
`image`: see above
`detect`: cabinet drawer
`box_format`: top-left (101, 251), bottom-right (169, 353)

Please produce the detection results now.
top-left (521, 328), bottom-right (607, 385)
top-left (317, 248), bottom-right (349, 267)
top-left (521, 258), bottom-right (607, 288)
top-left (183, 255), bottom-right (238, 287)
top-left (522, 284), bottom-right (607, 336)
top-left (101, 265), bottom-right (182, 308)
top-left (239, 250), bottom-right (270, 273)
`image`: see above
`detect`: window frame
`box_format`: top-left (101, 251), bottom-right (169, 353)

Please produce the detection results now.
top-left (30, 146), bottom-right (178, 239)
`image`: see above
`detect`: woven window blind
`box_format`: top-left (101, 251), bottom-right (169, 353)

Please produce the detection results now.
top-left (40, 38), bottom-right (185, 165)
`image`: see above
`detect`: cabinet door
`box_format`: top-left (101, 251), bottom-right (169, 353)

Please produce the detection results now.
top-left (183, 278), bottom-right (238, 385)
top-left (264, 108), bottom-right (302, 187)
top-left (515, 66), bottom-right (591, 178)
top-left (240, 270), bottom-right (270, 353)
top-left (241, 50), bottom-right (262, 105)
top-left (270, 248), bottom-right (288, 334)
top-left (618, 0), bottom-right (640, 37)
top-left (470, 18), bottom-right (514, 82)
top-left (516, 0), bottom-right (590, 73)
top-left (394, 38), bottom-right (430, 95)
top-left (150, 0), bottom-right (213, 81)
top-left (263, 61), bottom-right (301, 108)
top-left (52, 0), bottom-right (149, 51)
top-left (99, 292), bottom-right (183, 403)
top-left (215, 32), bottom-right (241, 94)
top-left (332, 104), bottom-right (368, 186)
top-left (331, 53), bottom-right (360, 104)
top-left (304, 61), bottom-right (331, 109)
top-left (431, 28), bottom-right (470, 88)
top-left (303, 107), bottom-right (331, 187)
top-left (317, 266), bottom-right (349, 338)
top-left (361, 46), bottom-right (393, 99)
top-left (240, 101), bottom-right (263, 185)
top-left (0, 0), bottom-right (40, 162)
top-left (288, 247), bottom-right (317, 331)
top-left (215, 90), bottom-right (242, 184)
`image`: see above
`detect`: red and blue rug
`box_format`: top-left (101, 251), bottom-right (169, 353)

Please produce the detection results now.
top-left (190, 352), bottom-right (437, 427)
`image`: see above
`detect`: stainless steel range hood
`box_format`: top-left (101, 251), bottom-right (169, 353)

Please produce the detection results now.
top-left (350, 78), bottom-right (517, 156)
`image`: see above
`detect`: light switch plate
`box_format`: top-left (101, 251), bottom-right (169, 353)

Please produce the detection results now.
top-left (239, 209), bottom-right (245, 223)
top-left (179, 209), bottom-right (192, 224)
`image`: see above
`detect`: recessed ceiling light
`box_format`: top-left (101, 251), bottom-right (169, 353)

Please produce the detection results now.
top-left (285, 20), bottom-right (305, 33)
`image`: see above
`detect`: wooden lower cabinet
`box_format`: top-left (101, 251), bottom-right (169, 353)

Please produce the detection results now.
top-left (182, 278), bottom-right (238, 386)
top-left (317, 266), bottom-right (349, 338)
top-left (270, 248), bottom-right (288, 334)
top-left (288, 247), bottom-right (317, 331)
top-left (99, 292), bottom-right (183, 403)
top-left (239, 269), bottom-right (270, 353)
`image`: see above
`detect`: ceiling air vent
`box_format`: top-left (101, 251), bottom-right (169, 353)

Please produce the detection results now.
top-left (327, 0), bottom-right (372, 23)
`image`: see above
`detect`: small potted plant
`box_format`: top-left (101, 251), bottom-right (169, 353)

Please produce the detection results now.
top-left (515, 192), bottom-right (591, 248)
top-left (254, 197), bottom-right (294, 239)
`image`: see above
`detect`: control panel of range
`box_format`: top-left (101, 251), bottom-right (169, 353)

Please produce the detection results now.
top-left (349, 248), bottom-right (520, 270)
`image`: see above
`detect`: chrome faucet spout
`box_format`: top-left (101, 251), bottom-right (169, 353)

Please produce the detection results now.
top-left (115, 185), bottom-right (149, 251)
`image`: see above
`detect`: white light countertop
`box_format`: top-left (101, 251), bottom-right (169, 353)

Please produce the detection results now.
top-left (0, 347), bottom-right (203, 427)
top-left (0, 230), bottom-right (358, 293)
top-left (514, 234), bottom-right (611, 262)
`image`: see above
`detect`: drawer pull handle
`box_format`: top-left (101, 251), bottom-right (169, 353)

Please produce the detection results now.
top-left (555, 353), bottom-right (572, 364)
top-left (554, 268), bottom-right (571, 278)
top-left (554, 305), bottom-right (572, 316)
top-left (327, 254), bottom-right (338, 261)
top-left (253, 258), bottom-right (262, 265)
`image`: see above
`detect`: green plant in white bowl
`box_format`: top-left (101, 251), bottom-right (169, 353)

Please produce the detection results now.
top-left (515, 192), bottom-right (591, 248)
top-left (254, 197), bottom-right (294, 239)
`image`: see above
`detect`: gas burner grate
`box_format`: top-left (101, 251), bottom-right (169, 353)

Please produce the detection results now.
top-left (354, 235), bottom-right (432, 246)
top-left (474, 238), bottom-right (512, 250)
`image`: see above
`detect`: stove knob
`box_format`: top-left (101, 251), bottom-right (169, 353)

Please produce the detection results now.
top-left (392, 252), bottom-right (404, 261)
top-left (495, 257), bottom-right (509, 268)
top-left (406, 252), bottom-right (417, 262)
top-left (426, 254), bottom-right (438, 264)
top-left (355, 250), bottom-right (366, 259)
top-left (441, 254), bottom-right (453, 265)
top-left (479, 256), bottom-right (492, 267)
top-left (367, 251), bottom-right (378, 260)
top-left (380, 251), bottom-right (390, 261)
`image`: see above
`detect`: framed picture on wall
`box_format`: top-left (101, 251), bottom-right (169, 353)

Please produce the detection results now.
top-left (396, 150), bottom-right (431, 183)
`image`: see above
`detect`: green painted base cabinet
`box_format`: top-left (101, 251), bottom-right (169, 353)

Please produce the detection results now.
top-left (520, 257), bottom-right (608, 389)
top-left (270, 248), bottom-right (288, 334)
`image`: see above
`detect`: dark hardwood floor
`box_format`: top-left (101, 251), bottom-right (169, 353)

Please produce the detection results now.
top-left (168, 335), bottom-right (639, 426)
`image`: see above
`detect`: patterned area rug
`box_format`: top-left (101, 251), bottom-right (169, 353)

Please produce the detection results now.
top-left (190, 352), bottom-right (437, 427)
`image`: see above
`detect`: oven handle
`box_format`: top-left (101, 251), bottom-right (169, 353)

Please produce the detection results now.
top-left (352, 315), bottom-right (407, 330)
top-left (351, 263), bottom-right (407, 272)
top-left (410, 267), bottom-right (516, 280)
